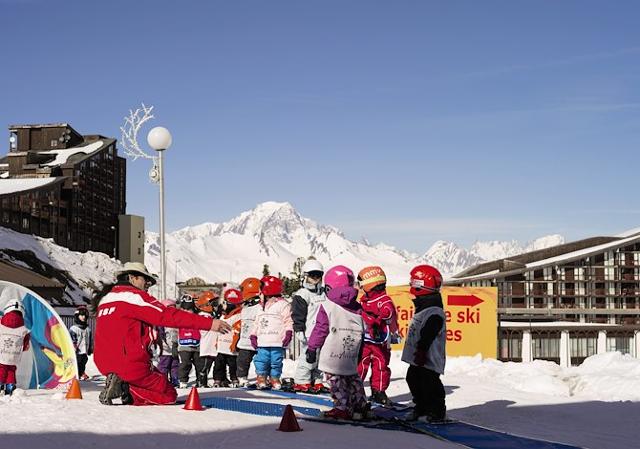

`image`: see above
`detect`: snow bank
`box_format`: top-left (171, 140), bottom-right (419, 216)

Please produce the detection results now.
top-left (446, 352), bottom-right (640, 401)
top-left (566, 352), bottom-right (640, 400)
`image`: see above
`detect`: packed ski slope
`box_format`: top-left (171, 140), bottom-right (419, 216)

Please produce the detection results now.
top-left (1, 352), bottom-right (638, 449)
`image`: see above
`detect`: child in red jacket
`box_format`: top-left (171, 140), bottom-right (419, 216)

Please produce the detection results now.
top-left (0, 301), bottom-right (31, 396)
top-left (357, 266), bottom-right (399, 406)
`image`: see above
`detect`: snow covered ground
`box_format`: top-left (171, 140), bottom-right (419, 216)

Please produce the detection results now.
top-left (1, 352), bottom-right (638, 449)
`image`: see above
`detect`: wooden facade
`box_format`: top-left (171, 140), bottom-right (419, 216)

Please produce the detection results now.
top-left (0, 124), bottom-right (126, 257)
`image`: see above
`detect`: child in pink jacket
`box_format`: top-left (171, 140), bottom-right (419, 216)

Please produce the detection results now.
top-left (249, 276), bottom-right (293, 390)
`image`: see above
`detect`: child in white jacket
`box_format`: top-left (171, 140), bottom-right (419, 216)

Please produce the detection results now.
top-left (213, 289), bottom-right (243, 387)
top-left (249, 276), bottom-right (293, 390)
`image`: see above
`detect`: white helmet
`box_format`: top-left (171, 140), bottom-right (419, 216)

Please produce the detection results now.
top-left (3, 300), bottom-right (24, 315)
top-left (302, 259), bottom-right (324, 274)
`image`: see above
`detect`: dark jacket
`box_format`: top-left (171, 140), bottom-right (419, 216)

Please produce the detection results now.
top-left (414, 293), bottom-right (444, 352)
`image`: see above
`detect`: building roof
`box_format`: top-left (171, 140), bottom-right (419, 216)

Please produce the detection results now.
top-left (0, 259), bottom-right (64, 289)
top-left (9, 123), bottom-right (71, 129)
top-left (39, 140), bottom-right (105, 167)
top-left (0, 177), bottom-right (66, 196)
top-left (449, 230), bottom-right (640, 283)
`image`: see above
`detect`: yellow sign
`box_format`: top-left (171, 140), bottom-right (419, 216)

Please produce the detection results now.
top-left (387, 286), bottom-right (497, 358)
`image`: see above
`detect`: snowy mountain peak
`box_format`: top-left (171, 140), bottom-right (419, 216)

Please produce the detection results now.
top-left (420, 240), bottom-right (483, 276)
top-left (141, 201), bottom-right (567, 289)
top-left (469, 235), bottom-right (566, 261)
top-left (526, 234), bottom-right (565, 251)
top-left (223, 201), bottom-right (314, 241)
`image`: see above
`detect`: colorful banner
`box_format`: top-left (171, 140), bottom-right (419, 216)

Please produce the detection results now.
top-left (387, 285), bottom-right (497, 358)
top-left (0, 281), bottom-right (77, 389)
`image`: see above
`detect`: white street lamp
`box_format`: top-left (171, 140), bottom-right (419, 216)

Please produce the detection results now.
top-left (147, 126), bottom-right (172, 302)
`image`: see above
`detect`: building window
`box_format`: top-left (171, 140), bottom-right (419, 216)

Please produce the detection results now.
top-left (531, 330), bottom-right (560, 363)
top-left (569, 331), bottom-right (597, 365)
top-left (22, 218), bottom-right (29, 229)
top-left (606, 331), bottom-right (634, 356)
top-left (50, 139), bottom-right (58, 147)
top-left (138, 248), bottom-right (141, 255)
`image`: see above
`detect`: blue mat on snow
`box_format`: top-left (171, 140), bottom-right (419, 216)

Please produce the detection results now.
top-left (195, 395), bottom-right (322, 418)
top-left (373, 407), bottom-right (581, 449)
top-left (245, 387), bottom-right (335, 407)
top-left (182, 394), bottom-right (581, 449)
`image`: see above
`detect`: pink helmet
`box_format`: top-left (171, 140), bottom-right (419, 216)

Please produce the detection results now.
top-left (324, 265), bottom-right (355, 291)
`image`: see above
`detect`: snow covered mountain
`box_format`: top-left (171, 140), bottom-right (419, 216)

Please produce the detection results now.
top-left (144, 201), bottom-right (566, 291)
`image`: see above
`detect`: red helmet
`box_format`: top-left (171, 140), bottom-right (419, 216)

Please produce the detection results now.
top-left (260, 276), bottom-right (283, 297)
top-left (409, 265), bottom-right (443, 296)
top-left (224, 288), bottom-right (243, 305)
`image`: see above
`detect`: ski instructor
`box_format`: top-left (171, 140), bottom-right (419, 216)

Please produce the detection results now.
top-left (94, 262), bottom-right (232, 406)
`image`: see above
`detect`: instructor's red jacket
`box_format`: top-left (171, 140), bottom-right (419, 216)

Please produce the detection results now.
top-left (94, 284), bottom-right (212, 379)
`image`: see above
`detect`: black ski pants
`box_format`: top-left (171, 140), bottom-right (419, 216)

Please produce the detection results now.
top-left (406, 365), bottom-right (446, 418)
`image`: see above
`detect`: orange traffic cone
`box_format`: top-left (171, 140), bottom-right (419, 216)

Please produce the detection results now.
top-left (182, 387), bottom-right (206, 411)
top-left (65, 378), bottom-right (83, 400)
top-left (278, 404), bottom-right (302, 432)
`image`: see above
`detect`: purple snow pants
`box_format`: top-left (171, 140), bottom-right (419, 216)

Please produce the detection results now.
top-left (326, 373), bottom-right (367, 413)
top-left (157, 355), bottom-right (179, 386)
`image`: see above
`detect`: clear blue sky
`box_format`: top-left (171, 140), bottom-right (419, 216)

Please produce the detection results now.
top-left (2, 1), bottom-right (639, 253)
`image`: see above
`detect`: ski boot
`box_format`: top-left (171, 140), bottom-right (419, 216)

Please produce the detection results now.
top-left (80, 373), bottom-right (90, 381)
top-left (4, 383), bottom-right (16, 396)
top-left (270, 377), bottom-right (282, 390)
top-left (352, 402), bottom-right (375, 421)
top-left (229, 378), bottom-right (240, 388)
top-left (406, 408), bottom-right (447, 423)
top-left (236, 377), bottom-right (248, 387)
top-left (212, 380), bottom-right (224, 388)
top-left (293, 383), bottom-right (312, 393)
top-left (421, 408), bottom-right (448, 423)
top-left (0, 383), bottom-right (4, 395)
top-left (312, 382), bottom-right (330, 394)
top-left (371, 390), bottom-right (392, 406)
top-left (321, 407), bottom-right (351, 420)
top-left (196, 373), bottom-right (209, 388)
top-left (255, 375), bottom-right (268, 390)
top-left (179, 382), bottom-right (189, 389)
top-left (280, 378), bottom-right (295, 392)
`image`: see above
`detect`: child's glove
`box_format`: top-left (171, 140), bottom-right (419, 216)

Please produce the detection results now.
top-left (282, 330), bottom-right (293, 347)
top-left (414, 349), bottom-right (427, 366)
top-left (390, 332), bottom-right (402, 345)
top-left (250, 335), bottom-right (258, 350)
top-left (306, 349), bottom-right (317, 364)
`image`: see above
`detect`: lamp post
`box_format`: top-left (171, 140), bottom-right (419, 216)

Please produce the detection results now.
top-left (174, 258), bottom-right (182, 298)
top-left (147, 126), bottom-right (172, 301)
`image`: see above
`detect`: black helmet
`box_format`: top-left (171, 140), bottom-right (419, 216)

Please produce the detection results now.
top-left (74, 305), bottom-right (88, 325)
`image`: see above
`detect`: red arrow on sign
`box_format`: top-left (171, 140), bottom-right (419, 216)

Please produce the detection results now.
top-left (447, 295), bottom-right (484, 307)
